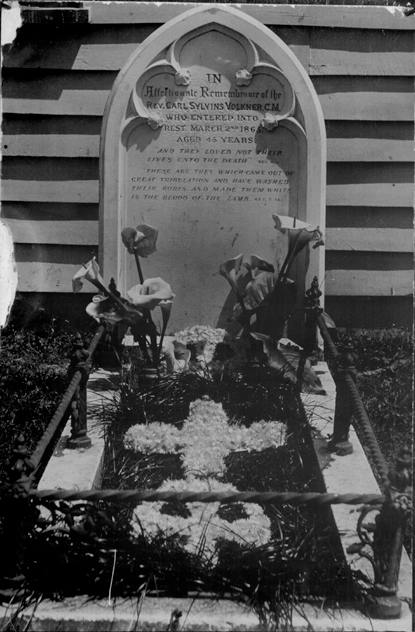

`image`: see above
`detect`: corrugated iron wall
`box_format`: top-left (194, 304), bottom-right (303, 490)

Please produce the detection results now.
top-left (2, 2), bottom-right (413, 327)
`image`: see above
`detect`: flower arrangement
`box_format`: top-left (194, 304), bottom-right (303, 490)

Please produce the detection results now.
top-left (126, 397), bottom-right (281, 560)
top-left (132, 477), bottom-right (271, 561)
top-left (219, 214), bottom-right (324, 341)
top-left (219, 215), bottom-right (327, 393)
top-left (124, 397), bottom-right (286, 477)
top-left (72, 224), bottom-right (174, 368)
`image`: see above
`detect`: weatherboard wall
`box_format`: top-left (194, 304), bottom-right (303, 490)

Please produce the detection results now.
top-left (2, 2), bottom-right (414, 327)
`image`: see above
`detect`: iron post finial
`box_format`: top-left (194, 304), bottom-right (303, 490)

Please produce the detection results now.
top-left (304, 276), bottom-right (323, 356)
top-left (66, 333), bottom-right (92, 450)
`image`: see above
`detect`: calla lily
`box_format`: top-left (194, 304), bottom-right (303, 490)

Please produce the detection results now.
top-left (86, 295), bottom-right (125, 325)
top-left (121, 224), bottom-right (158, 257)
top-left (272, 214), bottom-right (324, 252)
top-left (244, 255), bottom-right (275, 278)
top-left (163, 340), bottom-right (191, 373)
top-left (272, 214), bottom-right (324, 282)
top-left (72, 257), bottom-right (106, 294)
top-left (127, 277), bottom-right (174, 310)
top-left (219, 254), bottom-right (244, 297)
top-left (86, 294), bottom-right (145, 326)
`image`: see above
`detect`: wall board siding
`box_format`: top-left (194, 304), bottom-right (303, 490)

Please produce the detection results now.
top-left (326, 183), bottom-right (413, 208)
top-left (3, 71), bottom-right (413, 121)
top-left (5, 26), bottom-right (413, 77)
top-left (3, 24), bottom-right (413, 76)
top-left (5, 220), bottom-right (413, 256)
top-left (309, 28), bottom-right (415, 76)
top-left (1, 180), bottom-right (99, 204)
top-left (3, 158), bottom-right (412, 187)
top-left (3, 179), bottom-right (412, 209)
top-left (4, 89), bottom-right (413, 121)
top-left (16, 262), bottom-right (92, 293)
top-left (325, 270), bottom-right (413, 296)
top-left (5, 43), bottom-right (413, 77)
top-left (4, 219), bottom-right (98, 246)
top-left (325, 228), bottom-right (413, 253)
top-left (325, 296), bottom-right (412, 329)
top-left (2, 69), bottom-right (117, 116)
top-left (2, 135), bottom-right (100, 158)
top-left (83, 3), bottom-right (415, 30)
top-left (326, 207), bottom-right (413, 230)
top-left (326, 139), bottom-right (414, 163)
top-left (1, 202), bottom-right (99, 222)
top-left (326, 251), bottom-right (413, 272)
top-left (3, 134), bottom-right (413, 162)
top-left (15, 243), bottom-right (97, 265)
top-left (14, 262), bottom-right (413, 297)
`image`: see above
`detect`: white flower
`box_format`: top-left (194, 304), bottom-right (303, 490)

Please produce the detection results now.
top-left (126, 396), bottom-right (287, 563)
top-left (132, 478), bottom-right (271, 561)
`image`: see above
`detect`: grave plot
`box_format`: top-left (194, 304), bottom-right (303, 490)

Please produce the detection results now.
top-left (97, 332), bottom-right (354, 606)
top-left (0, 6), bottom-right (411, 630)
top-left (90, 6), bottom-right (331, 597)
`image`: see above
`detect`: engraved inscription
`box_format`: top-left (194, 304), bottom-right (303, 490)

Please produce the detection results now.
top-left (127, 72), bottom-right (297, 210)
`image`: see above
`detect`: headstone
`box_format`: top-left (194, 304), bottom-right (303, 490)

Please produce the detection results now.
top-left (100, 5), bottom-right (326, 333)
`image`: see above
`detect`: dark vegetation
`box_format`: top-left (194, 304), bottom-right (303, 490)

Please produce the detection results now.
top-left (0, 307), bottom-right (412, 610)
top-left (97, 359), bottom-right (352, 605)
top-left (0, 317), bottom-right (73, 482)
top-left (1, 306), bottom-right (411, 485)
top-left (337, 328), bottom-right (412, 471)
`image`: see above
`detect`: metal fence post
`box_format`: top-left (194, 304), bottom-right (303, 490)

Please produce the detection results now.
top-left (328, 343), bottom-right (356, 455)
top-left (66, 333), bottom-right (92, 449)
top-left (366, 446), bottom-right (412, 619)
top-left (0, 434), bottom-right (34, 601)
top-left (304, 276), bottom-right (323, 357)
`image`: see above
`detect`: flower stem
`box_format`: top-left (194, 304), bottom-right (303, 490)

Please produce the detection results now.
top-left (134, 250), bottom-right (145, 285)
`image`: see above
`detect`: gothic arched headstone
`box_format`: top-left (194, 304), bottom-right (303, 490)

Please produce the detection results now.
top-left (100, 5), bottom-right (326, 333)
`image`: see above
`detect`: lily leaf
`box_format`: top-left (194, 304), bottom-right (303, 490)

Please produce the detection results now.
top-left (251, 332), bottom-right (325, 394)
top-left (243, 271), bottom-right (279, 311)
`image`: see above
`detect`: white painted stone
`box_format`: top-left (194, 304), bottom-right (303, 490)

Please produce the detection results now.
top-left (1, 595), bottom-right (412, 631)
top-left (38, 369), bottom-right (119, 492)
top-left (301, 363), bottom-right (412, 607)
top-left (100, 4), bottom-right (326, 332)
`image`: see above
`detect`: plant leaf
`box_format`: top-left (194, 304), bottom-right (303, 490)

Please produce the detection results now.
top-left (251, 332), bottom-right (325, 394)
top-left (321, 311), bottom-right (336, 331)
top-left (243, 271), bottom-right (278, 311)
